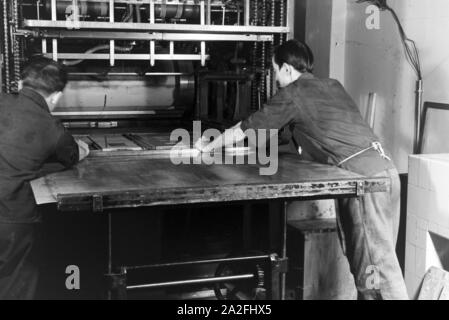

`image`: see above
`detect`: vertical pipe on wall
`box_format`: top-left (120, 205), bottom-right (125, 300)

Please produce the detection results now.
top-left (366, 92), bottom-right (377, 129)
top-left (415, 79), bottom-right (424, 154)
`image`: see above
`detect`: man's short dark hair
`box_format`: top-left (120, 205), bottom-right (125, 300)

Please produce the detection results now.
top-left (274, 39), bottom-right (314, 73)
top-left (21, 56), bottom-right (68, 96)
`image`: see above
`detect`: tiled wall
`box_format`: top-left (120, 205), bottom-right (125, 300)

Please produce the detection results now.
top-left (406, 154), bottom-right (449, 299)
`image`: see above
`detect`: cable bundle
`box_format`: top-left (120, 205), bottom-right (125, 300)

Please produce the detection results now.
top-left (357, 0), bottom-right (422, 80)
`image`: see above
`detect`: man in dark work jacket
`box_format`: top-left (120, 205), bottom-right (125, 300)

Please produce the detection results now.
top-left (0, 57), bottom-right (88, 299)
top-left (196, 40), bottom-right (409, 299)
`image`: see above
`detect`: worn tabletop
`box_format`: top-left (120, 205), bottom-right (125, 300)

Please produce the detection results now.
top-left (31, 153), bottom-right (389, 212)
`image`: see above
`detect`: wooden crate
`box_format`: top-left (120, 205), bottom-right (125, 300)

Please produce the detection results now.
top-left (286, 219), bottom-right (357, 300)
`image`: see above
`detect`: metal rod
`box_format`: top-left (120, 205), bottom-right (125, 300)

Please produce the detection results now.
top-left (46, 53), bottom-right (209, 61)
top-left (127, 274), bottom-right (255, 290)
top-left (286, 0), bottom-right (294, 40)
top-left (51, 0), bottom-right (56, 20)
top-left (109, 0), bottom-right (115, 66)
top-left (52, 39), bottom-right (58, 61)
top-left (200, 0), bottom-right (206, 66)
top-left (41, 39), bottom-right (47, 53)
top-left (206, 0), bottom-right (211, 25)
top-left (200, 42), bottom-right (206, 66)
top-left (52, 110), bottom-right (158, 116)
top-left (29, 30), bottom-right (273, 42)
top-left (23, 20), bottom-right (290, 34)
top-left (200, 0), bottom-right (205, 25)
top-left (281, 201), bottom-right (287, 300)
top-left (414, 79), bottom-right (424, 154)
top-left (221, 4), bottom-right (225, 25)
top-left (366, 92), bottom-right (377, 129)
top-left (69, 72), bottom-right (190, 76)
top-left (125, 255), bottom-right (270, 270)
top-left (107, 212), bottom-right (112, 300)
top-left (169, 41), bottom-right (174, 57)
top-left (51, 0), bottom-right (58, 61)
top-left (31, 0), bottom-right (221, 4)
top-left (150, 0), bottom-right (155, 66)
top-left (244, 0), bottom-right (250, 26)
top-left (36, 0), bottom-right (41, 20)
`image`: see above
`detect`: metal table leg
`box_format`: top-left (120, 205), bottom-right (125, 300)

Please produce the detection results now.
top-left (281, 201), bottom-right (288, 300)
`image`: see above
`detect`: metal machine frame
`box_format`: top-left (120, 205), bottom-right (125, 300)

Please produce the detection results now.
top-left (2, 0), bottom-right (295, 107)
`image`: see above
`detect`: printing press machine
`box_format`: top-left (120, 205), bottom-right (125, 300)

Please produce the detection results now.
top-left (0, 0), bottom-right (390, 300)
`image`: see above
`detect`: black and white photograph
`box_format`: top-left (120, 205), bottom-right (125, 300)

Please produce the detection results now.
top-left (1, 0), bottom-right (448, 304)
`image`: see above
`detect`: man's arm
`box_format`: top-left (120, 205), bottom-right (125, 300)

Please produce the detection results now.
top-left (51, 124), bottom-right (89, 168)
top-left (196, 89), bottom-right (298, 152)
top-left (52, 132), bottom-right (79, 168)
top-left (195, 122), bottom-right (246, 153)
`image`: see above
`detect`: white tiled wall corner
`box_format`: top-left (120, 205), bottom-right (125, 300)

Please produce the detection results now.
top-left (428, 161), bottom-right (449, 192)
top-left (406, 184), bottom-right (420, 217)
top-left (416, 216), bottom-right (429, 231)
top-left (406, 155), bottom-right (449, 299)
top-left (417, 159), bottom-right (432, 190)
top-left (425, 232), bottom-right (444, 271)
top-left (415, 247), bottom-right (426, 276)
top-left (408, 156), bottom-right (420, 186)
top-left (415, 227), bottom-right (427, 250)
top-left (405, 241), bottom-right (416, 276)
top-left (406, 214), bottom-right (417, 246)
top-left (407, 184), bottom-right (430, 219)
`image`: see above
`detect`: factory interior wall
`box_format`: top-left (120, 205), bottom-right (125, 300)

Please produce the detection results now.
top-left (304, 0), bottom-right (449, 174)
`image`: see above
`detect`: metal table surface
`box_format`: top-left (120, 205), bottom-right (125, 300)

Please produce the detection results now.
top-left (31, 153), bottom-right (389, 212)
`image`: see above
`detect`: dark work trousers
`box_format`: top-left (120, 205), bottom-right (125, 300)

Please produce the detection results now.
top-left (337, 168), bottom-right (409, 300)
top-left (0, 223), bottom-right (39, 300)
